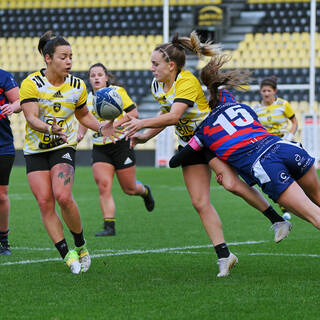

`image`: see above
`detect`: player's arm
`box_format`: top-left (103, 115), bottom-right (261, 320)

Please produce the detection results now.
top-left (169, 136), bottom-right (203, 168)
top-left (1, 87), bottom-right (21, 115)
top-left (77, 123), bottom-right (88, 142)
top-left (169, 144), bottom-right (198, 168)
top-left (75, 105), bottom-right (120, 142)
top-left (22, 101), bottom-right (67, 141)
top-left (125, 102), bottom-right (188, 138)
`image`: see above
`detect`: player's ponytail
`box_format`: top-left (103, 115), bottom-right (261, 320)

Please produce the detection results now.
top-left (38, 30), bottom-right (70, 58)
top-left (200, 55), bottom-right (251, 108)
top-left (155, 31), bottom-right (220, 72)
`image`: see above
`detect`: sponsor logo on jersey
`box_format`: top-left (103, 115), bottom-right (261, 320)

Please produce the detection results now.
top-left (62, 152), bottom-right (72, 161)
top-left (53, 90), bottom-right (63, 98)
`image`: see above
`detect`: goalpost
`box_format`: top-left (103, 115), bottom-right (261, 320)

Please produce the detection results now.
top-left (301, 0), bottom-right (319, 165)
top-left (155, 0), bottom-right (175, 167)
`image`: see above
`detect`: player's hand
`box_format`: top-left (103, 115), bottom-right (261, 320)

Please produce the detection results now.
top-left (124, 115), bottom-right (144, 138)
top-left (100, 120), bottom-right (122, 143)
top-left (51, 117), bottom-right (68, 142)
top-left (283, 132), bottom-right (294, 141)
top-left (129, 133), bottom-right (148, 149)
top-left (0, 104), bottom-right (14, 116)
top-left (215, 173), bottom-right (223, 185)
top-left (76, 132), bottom-right (84, 142)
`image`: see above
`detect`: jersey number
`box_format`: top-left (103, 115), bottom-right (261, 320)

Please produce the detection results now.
top-left (213, 105), bottom-right (254, 135)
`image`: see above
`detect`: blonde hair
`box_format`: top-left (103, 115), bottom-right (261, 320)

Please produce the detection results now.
top-left (200, 55), bottom-right (252, 108)
top-left (154, 31), bottom-right (221, 72)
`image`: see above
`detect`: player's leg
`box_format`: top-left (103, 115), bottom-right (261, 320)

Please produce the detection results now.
top-left (92, 161), bottom-right (116, 236)
top-left (27, 169), bottom-right (82, 272)
top-left (277, 181), bottom-right (320, 229)
top-left (0, 154), bottom-right (14, 255)
top-left (296, 165), bottom-right (320, 206)
top-left (182, 163), bottom-right (237, 277)
top-left (114, 139), bottom-right (154, 211)
top-left (49, 148), bottom-right (90, 273)
top-left (209, 157), bottom-right (290, 242)
top-left (116, 165), bottom-right (155, 212)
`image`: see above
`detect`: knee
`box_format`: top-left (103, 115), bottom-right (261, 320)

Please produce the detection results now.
top-left (122, 185), bottom-right (136, 196)
top-left (96, 180), bottom-right (111, 195)
top-left (55, 193), bottom-right (73, 209)
top-left (37, 196), bottom-right (54, 212)
top-left (191, 197), bottom-right (208, 214)
top-left (221, 179), bottom-right (239, 195)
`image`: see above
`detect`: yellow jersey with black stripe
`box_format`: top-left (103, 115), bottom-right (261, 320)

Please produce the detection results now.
top-left (151, 69), bottom-right (210, 146)
top-left (252, 98), bottom-right (295, 136)
top-left (20, 69), bottom-right (87, 155)
top-left (87, 85), bottom-right (136, 145)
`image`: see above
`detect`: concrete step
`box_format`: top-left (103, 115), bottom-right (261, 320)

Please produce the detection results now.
top-left (223, 34), bottom-right (245, 42)
top-left (228, 26), bottom-right (254, 34)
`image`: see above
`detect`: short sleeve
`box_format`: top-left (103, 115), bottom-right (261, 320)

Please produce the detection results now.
top-left (75, 80), bottom-right (87, 109)
top-left (116, 87), bottom-right (136, 112)
top-left (174, 76), bottom-right (198, 106)
top-left (284, 100), bottom-right (295, 119)
top-left (19, 77), bottom-right (38, 104)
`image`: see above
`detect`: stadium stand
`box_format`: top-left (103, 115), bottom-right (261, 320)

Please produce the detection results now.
top-left (2, 0), bottom-right (319, 150)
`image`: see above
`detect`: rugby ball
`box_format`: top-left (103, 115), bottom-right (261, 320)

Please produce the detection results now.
top-left (93, 87), bottom-right (123, 120)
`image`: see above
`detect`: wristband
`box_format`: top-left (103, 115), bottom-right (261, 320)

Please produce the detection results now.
top-left (48, 126), bottom-right (54, 135)
top-left (98, 124), bottom-right (104, 136)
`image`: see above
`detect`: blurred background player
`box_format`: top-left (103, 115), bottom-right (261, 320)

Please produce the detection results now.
top-left (0, 69), bottom-right (21, 255)
top-left (252, 76), bottom-right (298, 219)
top-left (170, 54), bottom-right (320, 235)
top-left (77, 62), bottom-right (154, 237)
top-left (19, 31), bottom-right (116, 274)
top-left (124, 31), bottom-right (290, 277)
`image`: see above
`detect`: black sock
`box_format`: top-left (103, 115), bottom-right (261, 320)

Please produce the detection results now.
top-left (214, 243), bottom-right (230, 259)
top-left (70, 230), bottom-right (85, 248)
top-left (263, 206), bottom-right (285, 224)
top-left (104, 218), bottom-right (115, 230)
top-left (55, 239), bottom-right (69, 259)
top-left (0, 229), bottom-right (9, 246)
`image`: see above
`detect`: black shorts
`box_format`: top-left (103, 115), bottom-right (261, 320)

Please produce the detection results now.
top-left (0, 154), bottom-right (15, 185)
top-left (178, 145), bottom-right (216, 167)
top-left (92, 139), bottom-right (136, 170)
top-left (24, 147), bottom-right (76, 174)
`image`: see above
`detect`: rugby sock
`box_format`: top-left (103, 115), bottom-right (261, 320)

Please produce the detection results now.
top-left (104, 218), bottom-right (115, 230)
top-left (70, 229), bottom-right (85, 248)
top-left (214, 243), bottom-right (230, 259)
top-left (263, 206), bottom-right (285, 224)
top-left (0, 229), bottom-right (9, 247)
top-left (55, 239), bottom-right (69, 259)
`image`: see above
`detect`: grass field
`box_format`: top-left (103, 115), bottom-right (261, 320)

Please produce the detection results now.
top-left (1, 166), bottom-right (320, 320)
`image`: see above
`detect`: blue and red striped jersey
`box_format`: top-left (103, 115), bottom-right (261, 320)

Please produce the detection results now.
top-left (191, 101), bottom-right (280, 169)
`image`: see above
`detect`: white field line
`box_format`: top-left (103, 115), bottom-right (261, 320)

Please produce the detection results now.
top-left (1, 240), bottom-right (319, 266)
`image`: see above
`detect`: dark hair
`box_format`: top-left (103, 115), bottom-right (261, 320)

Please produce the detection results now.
top-left (155, 31), bottom-right (220, 72)
top-left (38, 30), bottom-right (70, 58)
top-left (200, 55), bottom-right (251, 108)
top-left (88, 62), bottom-right (121, 87)
top-left (260, 76), bottom-right (277, 90)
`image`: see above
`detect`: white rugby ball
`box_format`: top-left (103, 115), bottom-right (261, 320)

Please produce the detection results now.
top-left (93, 87), bottom-right (123, 120)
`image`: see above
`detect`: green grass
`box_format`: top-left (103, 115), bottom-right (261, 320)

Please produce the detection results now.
top-left (1, 166), bottom-right (320, 320)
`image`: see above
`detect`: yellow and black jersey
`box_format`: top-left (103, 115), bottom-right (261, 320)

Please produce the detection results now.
top-left (87, 85), bottom-right (136, 145)
top-left (151, 69), bottom-right (210, 146)
top-left (20, 69), bottom-right (87, 155)
top-left (252, 97), bottom-right (295, 136)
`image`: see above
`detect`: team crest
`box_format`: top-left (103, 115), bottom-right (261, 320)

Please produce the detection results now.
top-left (53, 103), bottom-right (61, 112)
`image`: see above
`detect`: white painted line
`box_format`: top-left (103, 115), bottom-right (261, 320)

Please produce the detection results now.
top-left (0, 240), bottom-right (268, 267)
top-left (249, 253), bottom-right (320, 258)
